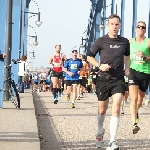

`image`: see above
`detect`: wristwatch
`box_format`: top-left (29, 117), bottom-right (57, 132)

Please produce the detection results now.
top-left (143, 55), bottom-right (147, 60)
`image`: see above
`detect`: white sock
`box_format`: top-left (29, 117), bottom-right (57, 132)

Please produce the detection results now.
top-left (109, 116), bottom-right (120, 143)
top-left (97, 114), bottom-right (106, 135)
top-left (72, 100), bottom-right (74, 103)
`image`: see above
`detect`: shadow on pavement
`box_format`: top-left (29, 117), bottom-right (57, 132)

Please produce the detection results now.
top-left (33, 92), bottom-right (67, 150)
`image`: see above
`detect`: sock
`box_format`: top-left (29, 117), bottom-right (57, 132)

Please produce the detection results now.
top-left (72, 100), bottom-right (74, 103)
top-left (58, 88), bottom-right (61, 94)
top-left (97, 114), bottom-right (106, 135)
top-left (53, 88), bottom-right (57, 99)
top-left (109, 116), bottom-right (120, 143)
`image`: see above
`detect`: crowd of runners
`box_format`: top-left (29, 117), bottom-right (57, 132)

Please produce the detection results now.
top-left (31, 14), bottom-right (150, 150)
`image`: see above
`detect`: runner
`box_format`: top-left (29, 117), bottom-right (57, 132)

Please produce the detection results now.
top-left (120, 75), bottom-right (129, 115)
top-left (49, 45), bottom-right (67, 104)
top-left (63, 50), bottom-right (83, 108)
top-left (40, 70), bottom-right (47, 92)
top-left (32, 71), bottom-right (39, 92)
top-left (90, 65), bottom-right (99, 95)
top-left (128, 21), bottom-right (150, 134)
top-left (87, 14), bottom-right (130, 149)
top-left (78, 54), bottom-right (90, 98)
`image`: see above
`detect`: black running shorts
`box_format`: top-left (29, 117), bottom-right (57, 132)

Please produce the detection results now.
top-left (128, 68), bottom-right (150, 92)
top-left (96, 76), bottom-right (125, 101)
top-left (66, 80), bottom-right (79, 86)
top-left (51, 70), bottom-right (63, 79)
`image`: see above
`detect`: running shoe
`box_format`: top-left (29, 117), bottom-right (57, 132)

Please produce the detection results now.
top-left (71, 103), bottom-right (75, 108)
top-left (96, 129), bottom-right (105, 148)
top-left (106, 141), bottom-right (119, 150)
top-left (132, 123), bottom-right (140, 134)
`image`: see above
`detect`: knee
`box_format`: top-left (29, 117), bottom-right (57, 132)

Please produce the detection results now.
top-left (98, 107), bottom-right (107, 115)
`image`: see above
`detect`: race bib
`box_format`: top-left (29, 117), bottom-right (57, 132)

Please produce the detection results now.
top-left (93, 75), bottom-right (96, 78)
top-left (132, 54), bottom-right (145, 64)
top-left (34, 76), bottom-right (37, 79)
top-left (70, 64), bottom-right (77, 69)
top-left (53, 62), bottom-right (61, 67)
top-left (79, 77), bottom-right (82, 79)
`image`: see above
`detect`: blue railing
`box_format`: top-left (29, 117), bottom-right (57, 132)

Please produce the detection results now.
top-left (85, 0), bottom-right (98, 54)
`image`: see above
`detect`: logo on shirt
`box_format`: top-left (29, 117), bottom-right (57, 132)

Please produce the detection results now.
top-left (110, 45), bottom-right (120, 48)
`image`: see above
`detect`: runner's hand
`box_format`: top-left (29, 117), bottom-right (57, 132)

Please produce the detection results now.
top-left (124, 69), bottom-right (130, 76)
top-left (137, 50), bottom-right (144, 58)
top-left (99, 64), bottom-right (111, 71)
top-left (77, 71), bottom-right (80, 74)
top-left (68, 72), bottom-right (74, 76)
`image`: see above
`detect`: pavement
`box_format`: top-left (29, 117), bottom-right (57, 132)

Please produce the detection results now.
top-left (0, 90), bottom-right (40, 150)
top-left (37, 91), bottom-right (150, 150)
top-left (1, 89), bottom-right (150, 150)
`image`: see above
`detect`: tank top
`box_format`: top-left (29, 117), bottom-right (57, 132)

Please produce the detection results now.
top-left (53, 53), bottom-right (62, 72)
top-left (130, 38), bottom-right (150, 74)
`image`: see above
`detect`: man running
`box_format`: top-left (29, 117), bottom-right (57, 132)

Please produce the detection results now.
top-left (78, 54), bottom-right (90, 98)
top-left (49, 45), bottom-right (67, 104)
top-left (120, 75), bottom-right (129, 115)
top-left (63, 50), bottom-right (83, 108)
top-left (90, 65), bottom-right (99, 95)
top-left (87, 14), bottom-right (130, 149)
top-left (129, 21), bottom-right (150, 134)
top-left (40, 70), bottom-right (47, 92)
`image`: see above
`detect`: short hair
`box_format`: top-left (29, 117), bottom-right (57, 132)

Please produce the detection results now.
top-left (55, 45), bottom-right (61, 48)
top-left (20, 55), bottom-right (27, 61)
top-left (108, 14), bottom-right (121, 22)
top-left (137, 21), bottom-right (146, 28)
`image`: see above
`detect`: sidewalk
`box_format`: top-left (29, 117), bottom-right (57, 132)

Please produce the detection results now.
top-left (37, 92), bottom-right (150, 150)
top-left (0, 90), bottom-right (40, 150)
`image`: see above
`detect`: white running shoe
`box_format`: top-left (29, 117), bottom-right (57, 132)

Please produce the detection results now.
top-left (96, 129), bottom-right (105, 148)
top-left (106, 141), bottom-right (119, 150)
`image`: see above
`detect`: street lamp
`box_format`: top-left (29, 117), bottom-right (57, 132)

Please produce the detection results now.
top-left (80, 30), bottom-right (88, 49)
top-left (99, 4), bottom-right (118, 30)
top-left (24, 0), bottom-right (42, 27)
top-left (72, 46), bottom-right (77, 50)
top-left (27, 43), bottom-right (35, 59)
top-left (27, 35), bottom-right (38, 46)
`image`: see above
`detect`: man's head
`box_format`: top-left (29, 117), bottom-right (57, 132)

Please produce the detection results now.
top-left (55, 45), bottom-right (61, 53)
top-left (107, 14), bottom-right (121, 37)
top-left (135, 21), bottom-right (146, 36)
top-left (71, 50), bottom-right (78, 59)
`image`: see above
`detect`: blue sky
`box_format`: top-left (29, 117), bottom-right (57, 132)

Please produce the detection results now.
top-left (27, 0), bottom-right (149, 69)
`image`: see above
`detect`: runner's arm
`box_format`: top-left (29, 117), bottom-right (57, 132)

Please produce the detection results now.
top-left (87, 38), bottom-right (102, 67)
top-left (49, 55), bottom-right (53, 64)
top-left (145, 40), bottom-right (150, 61)
top-left (124, 39), bottom-right (130, 70)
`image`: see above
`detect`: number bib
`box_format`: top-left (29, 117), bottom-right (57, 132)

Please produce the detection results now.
top-left (132, 54), bottom-right (145, 64)
top-left (34, 76), bottom-right (37, 80)
top-left (53, 62), bottom-right (61, 67)
top-left (70, 64), bottom-right (77, 69)
top-left (93, 75), bottom-right (96, 78)
top-left (79, 77), bottom-right (82, 79)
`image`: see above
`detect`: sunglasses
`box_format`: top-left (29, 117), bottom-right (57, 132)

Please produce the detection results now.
top-left (72, 50), bottom-right (78, 53)
top-left (136, 25), bottom-right (146, 30)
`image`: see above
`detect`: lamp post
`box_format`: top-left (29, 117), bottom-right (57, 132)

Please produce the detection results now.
top-left (27, 35), bottom-right (38, 46)
top-left (79, 30), bottom-right (88, 55)
top-left (24, 0), bottom-right (42, 27)
top-left (99, 4), bottom-right (118, 30)
top-left (3, 0), bottom-right (13, 101)
top-left (27, 43), bottom-right (35, 59)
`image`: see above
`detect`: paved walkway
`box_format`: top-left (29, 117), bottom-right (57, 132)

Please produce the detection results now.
top-left (0, 90), bottom-right (40, 150)
top-left (37, 92), bottom-right (150, 150)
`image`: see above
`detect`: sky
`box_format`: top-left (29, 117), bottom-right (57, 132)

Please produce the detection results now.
top-left (27, 0), bottom-right (149, 69)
